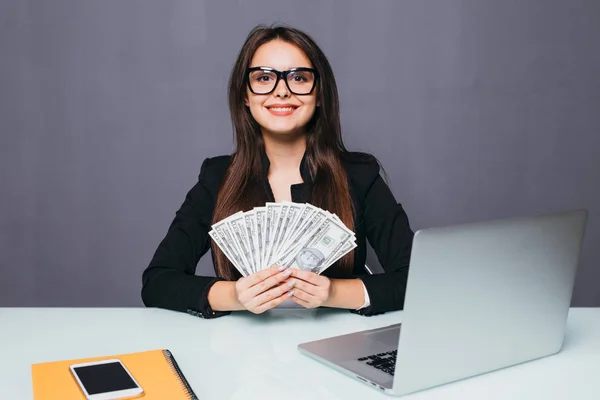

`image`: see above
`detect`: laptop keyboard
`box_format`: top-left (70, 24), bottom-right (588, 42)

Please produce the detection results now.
top-left (357, 350), bottom-right (397, 376)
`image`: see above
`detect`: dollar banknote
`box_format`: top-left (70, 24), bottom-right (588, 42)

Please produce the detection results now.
top-left (208, 203), bottom-right (356, 276)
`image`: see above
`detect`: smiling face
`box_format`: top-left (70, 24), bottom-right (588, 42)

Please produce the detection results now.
top-left (244, 39), bottom-right (318, 138)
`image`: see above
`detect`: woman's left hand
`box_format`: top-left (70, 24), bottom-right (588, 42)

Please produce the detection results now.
top-left (286, 269), bottom-right (332, 308)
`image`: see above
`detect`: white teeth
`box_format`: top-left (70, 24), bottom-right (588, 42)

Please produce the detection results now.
top-left (269, 107), bottom-right (294, 112)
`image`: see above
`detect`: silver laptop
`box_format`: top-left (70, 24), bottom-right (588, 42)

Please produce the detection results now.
top-left (298, 209), bottom-right (588, 396)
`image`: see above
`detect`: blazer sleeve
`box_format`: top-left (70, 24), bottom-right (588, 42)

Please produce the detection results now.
top-left (354, 160), bottom-right (415, 316)
top-left (141, 158), bottom-right (230, 319)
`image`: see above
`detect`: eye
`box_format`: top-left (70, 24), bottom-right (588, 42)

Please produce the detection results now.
top-left (288, 71), bottom-right (313, 84)
top-left (257, 74), bottom-right (272, 82)
top-left (292, 74), bottom-right (308, 82)
top-left (250, 70), bottom-right (277, 85)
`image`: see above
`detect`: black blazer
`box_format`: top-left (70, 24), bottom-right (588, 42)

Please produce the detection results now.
top-left (141, 150), bottom-right (414, 318)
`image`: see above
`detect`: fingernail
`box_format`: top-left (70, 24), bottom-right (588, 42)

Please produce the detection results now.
top-left (283, 269), bottom-right (292, 276)
top-left (287, 279), bottom-right (296, 288)
top-left (277, 265), bottom-right (288, 271)
top-left (287, 290), bottom-right (295, 297)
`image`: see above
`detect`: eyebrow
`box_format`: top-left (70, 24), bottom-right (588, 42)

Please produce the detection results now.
top-left (248, 66), bottom-right (313, 70)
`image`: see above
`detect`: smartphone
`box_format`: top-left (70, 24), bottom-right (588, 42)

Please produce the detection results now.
top-left (69, 359), bottom-right (144, 400)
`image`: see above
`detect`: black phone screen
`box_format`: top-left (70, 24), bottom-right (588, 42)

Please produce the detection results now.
top-left (73, 361), bottom-right (139, 395)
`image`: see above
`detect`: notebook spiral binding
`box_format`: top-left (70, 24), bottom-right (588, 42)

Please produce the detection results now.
top-left (161, 349), bottom-right (199, 400)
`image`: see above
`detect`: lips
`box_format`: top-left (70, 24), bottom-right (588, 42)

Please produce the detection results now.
top-left (265, 104), bottom-right (299, 116)
top-left (268, 106), bottom-right (296, 112)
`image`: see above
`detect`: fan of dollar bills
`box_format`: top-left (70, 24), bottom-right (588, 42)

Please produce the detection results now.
top-left (209, 202), bottom-right (357, 277)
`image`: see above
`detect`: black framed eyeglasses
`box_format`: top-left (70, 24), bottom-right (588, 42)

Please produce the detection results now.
top-left (246, 67), bottom-right (318, 95)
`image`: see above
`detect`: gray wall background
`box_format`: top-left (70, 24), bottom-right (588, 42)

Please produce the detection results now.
top-left (1, 0), bottom-right (599, 307)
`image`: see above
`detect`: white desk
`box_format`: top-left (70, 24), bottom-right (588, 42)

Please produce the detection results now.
top-left (1, 307), bottom-right (599, 399)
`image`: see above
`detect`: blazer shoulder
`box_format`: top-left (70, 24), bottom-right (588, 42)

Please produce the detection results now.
top-left (198, 154), bottom-right (232, 188)
top-left (341, 151), bottom-right (381, 184)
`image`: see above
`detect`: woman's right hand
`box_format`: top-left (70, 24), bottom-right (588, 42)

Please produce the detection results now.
top-left (235, 265), bottom-right (296, 314)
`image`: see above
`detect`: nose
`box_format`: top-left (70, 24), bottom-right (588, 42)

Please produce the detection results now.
top-left (274, 78), bottom-right (290, 98)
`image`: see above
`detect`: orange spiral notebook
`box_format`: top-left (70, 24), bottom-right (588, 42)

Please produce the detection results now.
top-left (31, 348), bottom-right (198, 399)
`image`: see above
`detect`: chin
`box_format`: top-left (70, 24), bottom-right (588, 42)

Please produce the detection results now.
top-left (264, 127), bottom-right (304, 138)
top-left (259, 119), bottom-right (306, 137)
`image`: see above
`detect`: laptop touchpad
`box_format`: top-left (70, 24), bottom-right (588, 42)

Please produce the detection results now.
top-left (365, 326), bottom-right (401, 346)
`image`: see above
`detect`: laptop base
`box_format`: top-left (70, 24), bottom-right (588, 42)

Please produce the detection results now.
top-left (297, 324), bottom-right (401, 390)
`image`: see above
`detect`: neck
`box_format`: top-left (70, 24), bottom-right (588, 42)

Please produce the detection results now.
top-left (262, 132), bottom-right (307, 171)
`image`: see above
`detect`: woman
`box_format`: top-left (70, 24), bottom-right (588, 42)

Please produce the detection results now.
top-left (141, 24), bottom-right (414, 319)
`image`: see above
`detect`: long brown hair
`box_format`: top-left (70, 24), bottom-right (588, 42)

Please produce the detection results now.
top-left (212, 24), bottom-right (355, 280)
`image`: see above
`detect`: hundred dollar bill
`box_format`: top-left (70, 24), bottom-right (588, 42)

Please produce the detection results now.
top-left (244, 210), bottom-right (258, 274)
top-left (328, 212), bottom-right (356, 242)
top-left (271, 211), bottom-right (338, 270)
top-left (272, 205), bottom-right (329, 266)
top-left (262, 204), bottom-right (275, 269)
top-left (227, 213), bottom-right (254, 275)
top-left (254, 206), bottom-right (266, 272)
top-left (209, 223), bottom-right (248, 276)
top-left (284, 217), bottom-right (355, 273)
top-left (264, 202), bottom-right (289, 269)
top-left (316, 239), bottom-right (357, 274)
top-left (272, 202), bottom-right (304, 260)
top-left (263, 202), bottom-right (282, 269)
top-left (208, 229), bottom-right (246, 276)
top-left (211, 212), bottom-right (251, 276)
top-left (277, 203), bottom-right (313, 253)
